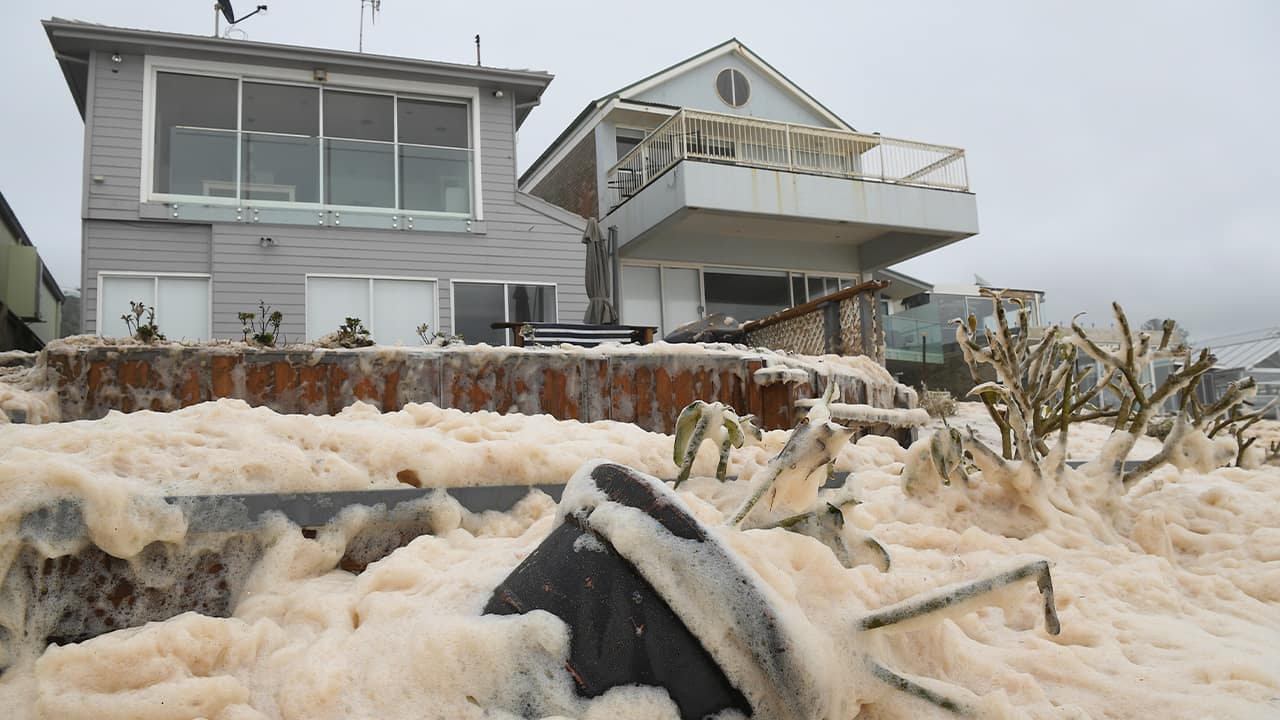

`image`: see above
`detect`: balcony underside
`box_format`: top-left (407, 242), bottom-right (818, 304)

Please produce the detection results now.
top-left (607, 161), bottom-right (979, 272)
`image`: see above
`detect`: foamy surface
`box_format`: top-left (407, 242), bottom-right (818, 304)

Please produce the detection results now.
top-left (1, 400), bottom-right (1277, 718)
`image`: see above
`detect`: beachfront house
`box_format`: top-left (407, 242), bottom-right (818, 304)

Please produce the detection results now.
top-left (44, 19), bottom-right (588, 345)
top-left (520, 39), bottom-right (979, 338)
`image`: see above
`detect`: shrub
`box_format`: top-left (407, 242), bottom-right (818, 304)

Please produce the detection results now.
top-left (334, 317), bottom-right (375, 348)
top-left (122, 301), bottom-right (165, 343)
top-left (239, 301), bottom-right (284, 347)
top-left (920, 389), bottom-right (957, 418)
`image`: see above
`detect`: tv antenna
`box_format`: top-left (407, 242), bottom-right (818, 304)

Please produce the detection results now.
top-left (214, 1), bottom-right (268, 37)
top-left (359, 0), bottom-right (383, 52)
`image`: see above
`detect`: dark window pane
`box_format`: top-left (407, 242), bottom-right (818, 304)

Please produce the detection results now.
top-left (325, 139), bottom-right (394, 207)
top-left (242, 133), bottom-right (319, 202)
top-left (704, 269), bottom-right (789, 322)
top-left (398, 99), bottom-right (469, 148)
top-left (715, 69), bottom-right (750, 107)
top-left (715, 69), bottom-right (735, 106)
top-left (453, 282), bottom-right (506, 345)
top-left (509, 284), bottom-right (556, 324)
top-left (400, 145), bottom-right (471, 213)
top-left (616, 133), bottom-right (645, 159)
top-left (790, 275), bottom-right (805, 306)
top-left (324, 91), bottom-right (393, 141)
top-left (242, 82), bottom-right (318, 135)
top-left (154, 72), bottom-right (237, 195)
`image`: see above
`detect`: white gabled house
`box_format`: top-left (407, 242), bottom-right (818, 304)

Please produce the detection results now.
top-left (521, 39), bottom-right (979, 337)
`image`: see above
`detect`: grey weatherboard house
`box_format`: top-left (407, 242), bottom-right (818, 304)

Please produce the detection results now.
top-left (45, 19), bottom-right (588, 346)
top-left (521, 39), bottom-right (980, 338)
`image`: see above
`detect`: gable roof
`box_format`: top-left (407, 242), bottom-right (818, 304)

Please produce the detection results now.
top-left (520, 38), bottom-right (854, 189)
top-left (608, 38), bottom-right (853, 130)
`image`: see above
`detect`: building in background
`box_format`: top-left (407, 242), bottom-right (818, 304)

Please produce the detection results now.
top-left (1194, 328), bottom-right (1280, 420)
top-left (871, 268), bottom-right (1046, 392)
top-left (0, 191), bottom-right (64, 351)
top-left (45, 19), bottom-right (586, 345)
top-left (521, 39), bottom-right (978, 337)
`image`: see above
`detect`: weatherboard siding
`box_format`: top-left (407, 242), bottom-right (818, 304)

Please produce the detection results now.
top-left (78, 48), bottom-right (586, 340)
top-left (85, 50), bottom-right (145, 221)
top-left (83, 220), bottom-right (212, 334)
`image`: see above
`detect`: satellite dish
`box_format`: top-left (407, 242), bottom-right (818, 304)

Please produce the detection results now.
top-left (217, 0), bottom-right (236, 24)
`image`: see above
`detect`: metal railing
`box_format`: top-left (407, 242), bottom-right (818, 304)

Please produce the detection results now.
top-left (605, 108), bottom-right (968, 209)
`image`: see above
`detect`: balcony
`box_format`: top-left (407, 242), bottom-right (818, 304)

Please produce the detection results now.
top-left (603, 109), bottom-right (978, 270)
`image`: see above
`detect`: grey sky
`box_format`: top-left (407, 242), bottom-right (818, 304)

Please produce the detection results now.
top-left (2, 1), bottom-right (1276, 340)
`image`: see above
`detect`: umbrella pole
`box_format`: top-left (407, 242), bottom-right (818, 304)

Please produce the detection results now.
top-left (609, 224), bottom-right (620, 323)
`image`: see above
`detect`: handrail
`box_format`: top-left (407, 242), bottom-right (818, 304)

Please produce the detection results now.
top-left (605, 108), bottom-right (969, 210)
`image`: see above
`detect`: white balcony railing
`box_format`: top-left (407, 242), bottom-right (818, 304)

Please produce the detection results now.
top-left (605, 108), bottom-right (969, 210)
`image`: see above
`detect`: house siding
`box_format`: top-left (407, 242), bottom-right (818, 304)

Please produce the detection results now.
top-left (85, 50), bottom-right (144, 221)
top-left (77, 47), bottom-right (586, 340)
top-left (84, 220), bottom-right (212, 334)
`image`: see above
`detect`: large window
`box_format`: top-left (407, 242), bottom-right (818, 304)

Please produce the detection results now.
top-left (306, 275), bottom-right (437, 344)
top-left (99, 273), bottom-right (210, 340)
top-left (452, 281), bottom-right (557, 345)
top-left (621, 264), bottom-right (859, 337)
top-left (153, 71), bottom-right (473, 214)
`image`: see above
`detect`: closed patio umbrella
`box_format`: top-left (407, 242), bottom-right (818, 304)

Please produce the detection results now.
top-left (582, 217), bottom-right (619, 325)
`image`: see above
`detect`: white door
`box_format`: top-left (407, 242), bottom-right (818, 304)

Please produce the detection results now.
top-left (661, 267), bottom-right (702, 336)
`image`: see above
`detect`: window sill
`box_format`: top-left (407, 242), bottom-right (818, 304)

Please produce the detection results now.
top-left (139, 201), bottom-right (485, 235)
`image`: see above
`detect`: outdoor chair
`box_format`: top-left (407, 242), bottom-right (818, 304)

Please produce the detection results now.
top-left (490, 322), bottom-right (656, 348)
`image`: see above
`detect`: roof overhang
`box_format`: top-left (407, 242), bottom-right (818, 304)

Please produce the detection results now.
top-left (43, 18), bottom-right (554, 125)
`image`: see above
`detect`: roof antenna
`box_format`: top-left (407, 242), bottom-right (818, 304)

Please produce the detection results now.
top-left (359, 0), bottom-right (382, 52)
top-left (475, 34), bottom-right (481, 65)
top-left (214, 1), bottom-right (268, 38)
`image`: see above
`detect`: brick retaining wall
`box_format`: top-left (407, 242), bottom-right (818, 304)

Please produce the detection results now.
top-left (45, 345), bottom-right (911, 436)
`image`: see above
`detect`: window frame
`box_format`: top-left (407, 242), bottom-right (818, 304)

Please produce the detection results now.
top-left (141, 55), bottom-right (484, 220)
top-left (96, 271), bottom-right (213, 340)
top-left (448, 278), bottom-right (559, 344)
top-left (303, 273), bottom-right (440, 342)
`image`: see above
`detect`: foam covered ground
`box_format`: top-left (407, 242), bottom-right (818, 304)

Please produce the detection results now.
top-left (0, 400), bottom-right (1277, 718)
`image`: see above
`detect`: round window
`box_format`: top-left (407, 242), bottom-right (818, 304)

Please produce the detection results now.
top-left (715, 68), bottom-right (750, 108)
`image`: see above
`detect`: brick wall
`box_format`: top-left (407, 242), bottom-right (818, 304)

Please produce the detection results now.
top-left (44, 345), bottom-right (909, 436)
top-left (527, 134), bottom-right (599, 219)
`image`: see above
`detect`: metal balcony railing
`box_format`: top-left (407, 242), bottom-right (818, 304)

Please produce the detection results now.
top-left (605, 108), bottom-right (969, 209)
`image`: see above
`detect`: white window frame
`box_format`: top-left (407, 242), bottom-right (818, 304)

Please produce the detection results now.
top-left (304, 273), bottom-right (440, 342)
top-left (791, 272), bottom-right (862, 304)
top-left (448, 278), bottom-right (560, 343)
top-left (96, 271), bottom-right (213, 339)
top-left (141, 55), bottom-right (484, 220)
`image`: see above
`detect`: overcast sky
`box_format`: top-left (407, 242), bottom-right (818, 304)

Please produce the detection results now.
top-left (1, 1), bottom-right (1276, 340)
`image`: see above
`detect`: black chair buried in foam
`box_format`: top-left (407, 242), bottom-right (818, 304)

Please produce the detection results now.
top-left (485, 461), bottom-right (1061, 719)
